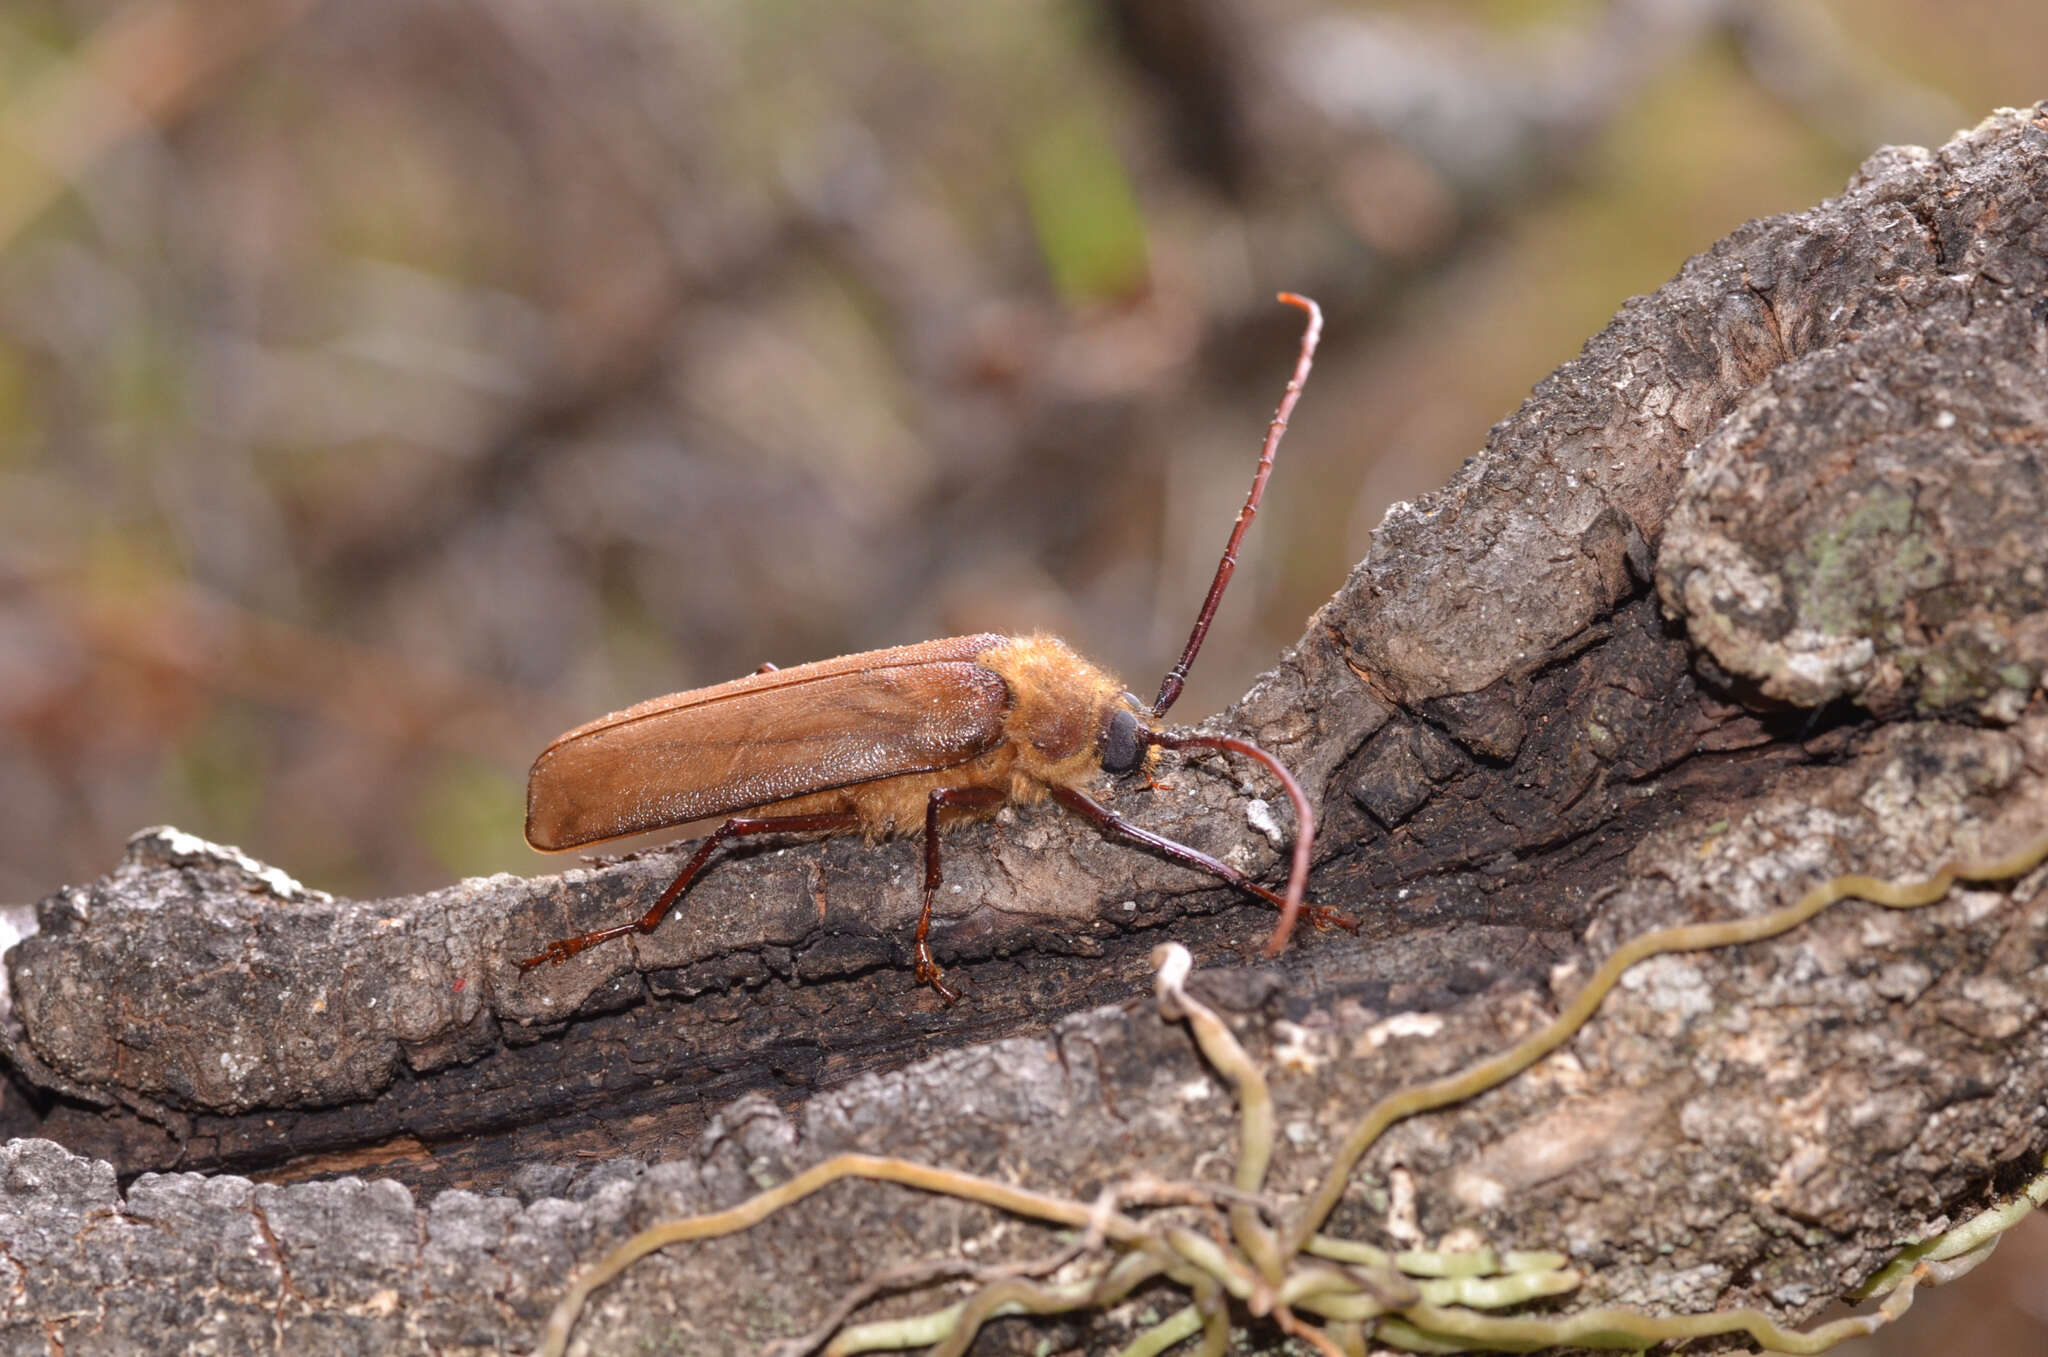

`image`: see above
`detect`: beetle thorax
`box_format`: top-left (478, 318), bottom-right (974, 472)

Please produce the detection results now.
top-left (975, 635), bottom-right (1141, 793)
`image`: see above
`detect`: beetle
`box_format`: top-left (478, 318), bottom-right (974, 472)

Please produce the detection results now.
top-left (520, 292), bottom-right (1344, 1000)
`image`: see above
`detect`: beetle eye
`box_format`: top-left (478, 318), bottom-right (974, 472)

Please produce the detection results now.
top-left (1101, 707), bottom-right (1144, 773)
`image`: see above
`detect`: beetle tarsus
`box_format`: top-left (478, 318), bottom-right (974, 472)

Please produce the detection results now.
top-left (516, 943), bottom-right (572, 971)
top-left (515, 928), bottom-right (627, 970)
top-left (1304, 903), bottom-right (1359, 934)
top-left (913, 946), bottom-right (960, 1005)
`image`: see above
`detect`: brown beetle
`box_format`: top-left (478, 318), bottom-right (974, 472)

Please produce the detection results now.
top-left (522, 293), bottom-right (1342, 1000)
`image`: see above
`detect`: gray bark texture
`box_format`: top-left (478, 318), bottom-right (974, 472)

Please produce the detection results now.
top-left (4, 105), bottom-right (2047, 1355)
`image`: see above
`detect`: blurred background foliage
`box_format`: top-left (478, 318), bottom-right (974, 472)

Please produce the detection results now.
top-left (0, 0), bottom-right (2044, 1348)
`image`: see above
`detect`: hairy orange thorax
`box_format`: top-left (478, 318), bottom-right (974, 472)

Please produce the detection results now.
top-left (975, 635), bottom-right (1133, 787)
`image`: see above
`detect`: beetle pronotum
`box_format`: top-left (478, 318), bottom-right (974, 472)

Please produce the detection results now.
top-left (521, 293), bottom-right (1343, 1000)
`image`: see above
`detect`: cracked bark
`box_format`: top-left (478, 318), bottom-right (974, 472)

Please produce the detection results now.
top-left (3, 105), bottom-right (2046, 1355)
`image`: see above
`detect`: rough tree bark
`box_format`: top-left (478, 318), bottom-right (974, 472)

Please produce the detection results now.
top-left (2, 105), bottom-right (2045, 1355)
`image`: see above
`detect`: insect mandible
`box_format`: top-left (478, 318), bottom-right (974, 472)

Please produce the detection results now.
top-left (521, 293), bottom-right (1345, 1001)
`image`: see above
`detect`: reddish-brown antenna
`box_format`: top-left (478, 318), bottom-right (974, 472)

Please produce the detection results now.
top-left (1144, 727), bottom-right (1318, 956)
top-left (1150, 292), bottom-right (1323, 719)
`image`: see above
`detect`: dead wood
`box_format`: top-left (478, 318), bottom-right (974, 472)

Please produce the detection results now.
top-left (2, 104), bottom-right (2046, 1356)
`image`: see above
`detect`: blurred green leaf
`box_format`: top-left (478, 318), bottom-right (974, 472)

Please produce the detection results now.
top-left (416, 754), bottom-right (527, 882)
top-left (1017, 106), bottom-right (1148, 304)
top-left (165, 705), bottom-right (267, 843)
top-left (0, 347), bottom-right (30, 466)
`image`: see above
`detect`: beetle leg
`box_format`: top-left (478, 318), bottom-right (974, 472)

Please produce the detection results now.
top-left (1049, 785), bottom-right (1358, 935)
top-left (517, 811), bottom-right (860, 970)
top-left (918, 786), bottom-right (1008, 1002)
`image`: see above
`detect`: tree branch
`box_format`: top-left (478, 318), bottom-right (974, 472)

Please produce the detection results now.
top-left (4, 103), bottom-right (2046, 1356)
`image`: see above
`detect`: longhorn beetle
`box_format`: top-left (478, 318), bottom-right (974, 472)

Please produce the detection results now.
top-left (521, 293), bottom-right (1343, 1000)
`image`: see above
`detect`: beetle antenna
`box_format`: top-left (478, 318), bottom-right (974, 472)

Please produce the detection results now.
top-left (1143, 729), bottom-right (1315, 955)
top-left (1150, 292), bottom-right (1323, 720)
